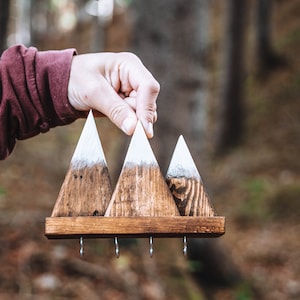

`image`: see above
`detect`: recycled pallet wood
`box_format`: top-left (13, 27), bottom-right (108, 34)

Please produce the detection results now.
top-left (45, 111), bottom-right (225, 254)
top-left (45, 216), bottom-right (225, 239)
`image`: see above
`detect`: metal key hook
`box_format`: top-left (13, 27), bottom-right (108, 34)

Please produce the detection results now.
top-left (79, 236), bottom-right (84, 257)
top-left (149, 236), bottom-right (154, 257)
top-left (114, 237), bottom-right (120, 258)
top-left (183, 236), bottom-right (187, 256)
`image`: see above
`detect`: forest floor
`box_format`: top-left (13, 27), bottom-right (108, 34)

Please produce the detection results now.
top-left (0, 1), bottom-right (300, 299)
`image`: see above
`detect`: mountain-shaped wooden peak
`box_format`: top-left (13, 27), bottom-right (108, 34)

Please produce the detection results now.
top-left (51, 110), bottom-right (112, 217)
top-left (166, 135), bottom-right (214, 217)
top-left (105, 121), bottom-right (179, 217)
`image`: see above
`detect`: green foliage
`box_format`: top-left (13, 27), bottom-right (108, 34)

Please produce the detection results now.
top-left (168, 268), bottom-right (204, 300)
top-left (187, 260), bottom-right (204, 273)
top-left (245, 178), bottom-right (267, 202)
top-left (235, 282), bottom-right (255, 300)
top-left (235, 178), bottom-right (271, 227)
top-left (236, 177), bottom-right (300, 227)
top-left (0, 186), bottom-right (5, 197)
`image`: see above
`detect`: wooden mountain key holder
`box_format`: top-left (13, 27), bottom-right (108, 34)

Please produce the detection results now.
top-left (45, 111), bottom-right (225, 257)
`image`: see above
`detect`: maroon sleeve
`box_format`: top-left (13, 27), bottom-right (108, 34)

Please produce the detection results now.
top-left (0, 44), bottom-right (86, 159)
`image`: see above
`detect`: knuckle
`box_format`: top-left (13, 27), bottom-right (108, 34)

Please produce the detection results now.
top-left (120, 52), bottom-right (139, 62)
top-left (142, 101), bottom-right (157, 114)
top-left (145, 80), bottom-right (160, 98)
top-left (152, 81), bottom-right (161, 94)
top-left (142, 107), bottom-right (157, 123)
top-left (109, 104), bottom-right (126, 123)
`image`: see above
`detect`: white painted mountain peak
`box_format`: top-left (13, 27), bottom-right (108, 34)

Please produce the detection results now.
top-left (123, 120), bottom-right (158, 165)
top-left (71, 110), bottom-right (107, 167)
top-left (166, 135), bottom-right (201, 179)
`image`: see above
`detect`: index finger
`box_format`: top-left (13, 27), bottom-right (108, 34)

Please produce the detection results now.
top-left (130, 67), bottom-right (160, 138)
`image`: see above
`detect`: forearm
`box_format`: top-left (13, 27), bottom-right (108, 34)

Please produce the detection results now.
top-left (0, 45), bottom-right (85, 159)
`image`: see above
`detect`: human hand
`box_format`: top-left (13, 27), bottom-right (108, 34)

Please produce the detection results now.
top-left (68, 52), bottom-right (160, 138)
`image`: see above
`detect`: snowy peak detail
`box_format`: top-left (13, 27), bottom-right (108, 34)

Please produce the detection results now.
top-left (166, 135), bottom-right (201, 179)
top-left (123, 120), bottom-right (158, 166)
top-left (71, 110), bottom-right (107, 168)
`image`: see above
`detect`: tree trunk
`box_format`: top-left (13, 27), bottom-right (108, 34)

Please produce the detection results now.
top-left (257, 0), bottom-right (273, 68)
top-left (0, 0), bottom-right (10, 54)
top-left (215, 0), bottom-right (246, 155)
top-left (130, 0), bottom-right (210, 172)
top-left (256, 0), bottom-right (283, 72)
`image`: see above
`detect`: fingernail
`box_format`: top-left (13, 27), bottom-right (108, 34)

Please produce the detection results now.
top-left (146, 122), bottom-right (154, 138)
top-left (121, 117), bottom-right (136, 135)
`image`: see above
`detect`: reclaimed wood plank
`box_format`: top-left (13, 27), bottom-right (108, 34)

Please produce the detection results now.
top-left (166, 135), bottom-right (215, 217)
top-left (45, 216), bottom-right (225, 239)
top-left (105, 121), bottom-right (179, 217)
top-left (51, 111), bottom-right (112, 217)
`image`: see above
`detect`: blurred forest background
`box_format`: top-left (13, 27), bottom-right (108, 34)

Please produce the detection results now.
top-left (0, 0), bottom-right (300, 299)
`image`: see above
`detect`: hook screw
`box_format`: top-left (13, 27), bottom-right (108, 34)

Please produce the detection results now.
top-left (79, 236), bottom-right (84, 257)
top-left (114, 237), bottom-right (120, 258)
top-left (149, 236), bottom-right (154, 257)
top-left (183, 236), bottom-right (187, 256)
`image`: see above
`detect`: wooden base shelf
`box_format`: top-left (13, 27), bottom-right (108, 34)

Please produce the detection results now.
top-left (45, 216), bottom-right (225, 239)
top-left (45, 116), bottom-right (226, 244)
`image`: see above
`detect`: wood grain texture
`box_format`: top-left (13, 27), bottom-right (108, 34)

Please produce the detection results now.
top-left (47, 120), bottom-right (226, 239)
top-left (51, 163), bottom-right (112, 217)
top-left (166, 177), bottom-right (214, 217)
top-left (45, 216), bottom-right (225, 239)
top-left (105, 164), bottom-right (180, 217)
top-left (166, 135), bottom-right (215, 217)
